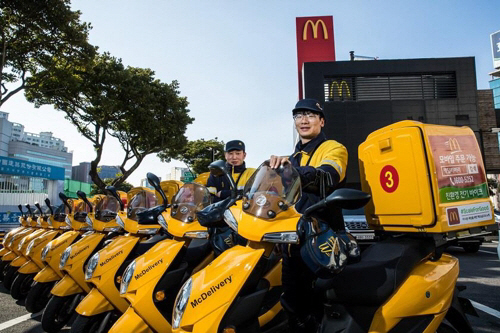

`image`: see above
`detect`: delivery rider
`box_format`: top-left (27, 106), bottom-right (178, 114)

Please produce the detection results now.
top-left (207, 140), bottom-right (255, 202)
top-left (269, 98), bottom-right (348, 333)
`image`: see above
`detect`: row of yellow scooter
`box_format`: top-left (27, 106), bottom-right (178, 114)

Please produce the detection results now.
top-left (1, 121), bottom-right (494, 333)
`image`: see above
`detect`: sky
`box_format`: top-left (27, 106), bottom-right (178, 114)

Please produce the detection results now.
top-left (4, 0), bottom-right (500, 186)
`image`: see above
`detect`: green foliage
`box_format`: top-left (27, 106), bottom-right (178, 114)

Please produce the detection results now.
top-left (90, 178), bottom-right (133, 196)
top-left (0, 0), bottom-right (95, 106)
top-left (172, 139), bottom-right (225, 175)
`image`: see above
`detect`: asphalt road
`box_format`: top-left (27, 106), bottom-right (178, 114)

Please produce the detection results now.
top-left (0, 242), bottom-right (499, 332)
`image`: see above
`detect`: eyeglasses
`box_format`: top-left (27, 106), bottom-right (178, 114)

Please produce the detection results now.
top-left (293, 111), bottom-right (319, 121)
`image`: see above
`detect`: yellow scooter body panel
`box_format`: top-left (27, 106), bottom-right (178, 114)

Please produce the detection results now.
top-left (82, 235), bottom-right (139, 314)
top-left (9, 228), bottom-right (35, 255)
top-left (165, 212), bottom-right (208, 238)
top-left (1, 251), bottom-right (17, 262)
top-left (0, 248), bottom-right (7, 257)
top-left (109, 307), bottom-right (154, 333)
top-left (174, 245), bottom-right (265, 333)
top-left (17, 228), bottom-right (47, 257)
top-left (27, 229), bottom-right (61, 269)
top-left (34, 265), bottom-right (61, 283)
top-left (2, 226), bottom-right (26, 250)
top-left (43, 230), bottom-right (81, 277)
top-left (18, 260), bottom-right (40, 274)
top-left (10, 255), bottom-right (28, 267)
top-left (61, 232), bottom-right (105, 293)
top-left (51, 274), bottom-right (84, 296)
top-left (122, 238), bottom-right (185, 332)
top-left (369, 253), bottom-right (459, 332)
top-left (76, 288), bottom-right (115, 316)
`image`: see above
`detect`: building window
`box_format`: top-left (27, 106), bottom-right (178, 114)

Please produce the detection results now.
top-left (324, 73), bottom-right (457, 102)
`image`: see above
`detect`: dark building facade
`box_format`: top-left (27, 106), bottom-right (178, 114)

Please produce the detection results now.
top-left (303, 57), bottom-right (500, 186)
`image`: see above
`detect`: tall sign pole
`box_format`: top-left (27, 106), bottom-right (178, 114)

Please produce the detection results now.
top-left (296, 16), bottom-right (336, 99)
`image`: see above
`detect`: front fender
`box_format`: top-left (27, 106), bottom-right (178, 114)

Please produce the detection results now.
top-left (2, 251), bottom-right (17, 262)
top-left (34, 265), bottom-right (61, 283)
top-left (51, 274), bottom-right (84, 297)
top-left (11, 255), bottom-right (28, 267)
top-left (18, 260), bottom-right (41, 274)
top-left (76, 288), bottom-right (114, 316)
top-left (109, 307), bottom-right (154, 333)
top-left (0, 248), bottom-right (8, 257)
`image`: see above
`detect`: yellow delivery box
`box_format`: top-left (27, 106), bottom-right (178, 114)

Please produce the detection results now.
top-left (359, 120), bottom-right (495, 235)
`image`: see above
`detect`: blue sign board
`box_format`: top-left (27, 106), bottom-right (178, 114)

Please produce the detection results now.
top-left (0, 212), bottom-right (21, 224)
top-left (491, 30), bottom-right (500, 69)
top-left (0, 156), bottom-right (65, 180)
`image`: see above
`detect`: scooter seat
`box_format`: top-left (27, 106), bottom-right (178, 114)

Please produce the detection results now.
top-left (315, 237), bottom-right (434, 306)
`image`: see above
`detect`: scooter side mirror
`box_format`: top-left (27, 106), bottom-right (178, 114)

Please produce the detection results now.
top-left (25, 203), bottom-right (34, 217)
top-left (59, 192), bottom-right (72, 213)
top-left (303, 189), bottom-right (371, 218)
top-left (34, 202), bottom-right (44, 215)
top-left (209, 160), bottom-right (237, 199)
top-left (77, 190), bottom-right (93, 213)
top-left (105, 186), bottom-right (124, 211)
top-left (45, 198), bottom-right (54, 215)
top-left (147, 172), bottom-right (168, 206)
top-left (18, 204), bottom-right (25, 217)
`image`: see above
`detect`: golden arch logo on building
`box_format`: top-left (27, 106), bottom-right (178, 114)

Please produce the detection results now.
top-left (329, 80), bottom-right (351, 99)
top-left (446, 137), bottom-right (462, 153)
top-left (303, 19), bottom-right (328, 40)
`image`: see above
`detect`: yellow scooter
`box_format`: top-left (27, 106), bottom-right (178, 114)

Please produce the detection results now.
top-left (172, 160), bottom-right (295, 333)
top-left (110, 174), bottom-right (216, 333)
top-left (10, 201), bottom-right (64, 300)
top-left (71, 180), bottom-right (181, 333)
top-left (41, 190), bottom-right (121, 332)
top-left (3, 204), bottom-right (49, 290)
top-left (26, 194), bottom-right (87, 313)
top-left (0, 205), bottom-right (32, 279)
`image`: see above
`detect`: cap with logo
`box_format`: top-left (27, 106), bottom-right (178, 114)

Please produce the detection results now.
top-left (292, 98), bottom-right (324, 118)
top-left (225, 140), bottom-right (245, 152)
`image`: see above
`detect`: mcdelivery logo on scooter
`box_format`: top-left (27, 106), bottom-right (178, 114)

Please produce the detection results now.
top-left (134, 258), bottom-right (163, 280)
top-left (99, 249), bottom-right (124, 267)
top-left (190, 275), bottom-right (233, 308)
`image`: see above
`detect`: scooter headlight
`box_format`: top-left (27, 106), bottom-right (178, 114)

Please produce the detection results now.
top-left (120, 260), bottom-right (136, 295)
top-left (224, 209), bottom-right (238, 231)
top-left (65, 216), bottom-right (72, 228)
top-left (85, 252), bottom-right (99, 280)
top-left (184, 231), bottom-right (209, 239)
top-left (26, 240), bottom-right (36, 256)
top-left (60, 246), bottom-right (72, 269)
top-left (172, 277), bottom-right (192, 329)
top-left (18, 237), bottom-right (26, 251)
top-left (9, 236), bottom-right (15, 247)
top-left (262, 232), bottom-right (299, 244)
top-left (85, 216), bottom-right (93, 228)
top-left (137, 228), bottom-right (158, 235)
top-left (116, 215), bottom-right (125, 229)
top-left (158, 214), bottom-right (168, 230)
top-left (41, 244), bottom-right (51, 261)
top-left (18, 217), bottom-right (22, 224)
top-left (47, 217), bottom-right (53, 226)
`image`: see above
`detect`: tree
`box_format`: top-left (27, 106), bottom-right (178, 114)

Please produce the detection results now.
top-left (172, 139), bottom-right (225, 175)
top-left (26, 53), bottom-right (194, 190)
top-left (90, 178), bottom-right (133, 196)
top-left (0, 0), bottom-right (95, 107)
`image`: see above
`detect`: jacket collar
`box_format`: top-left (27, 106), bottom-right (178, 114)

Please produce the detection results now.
top-left (294, 132), bottom-right (327, 154)
top-left (226, 162), bottom-right (246, 174)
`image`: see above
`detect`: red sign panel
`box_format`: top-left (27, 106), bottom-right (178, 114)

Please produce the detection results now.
top-left (380, 165), bottom-right (399, 193)
top-left (296, 16), bottom-right (336, 99)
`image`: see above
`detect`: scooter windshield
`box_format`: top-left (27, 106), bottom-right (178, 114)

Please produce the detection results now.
top-left (242, 161), bottom-right (301, 219)
top-left (95, 195), bottom-right (121, 221)
top-left (171, 183), bottom-right (211, 223)
top-left (127, 190), bottom-right (158, 221)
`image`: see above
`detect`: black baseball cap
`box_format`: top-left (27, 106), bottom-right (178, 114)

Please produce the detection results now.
top-left (292, 98), bottom-right (324, 118)
top-left (225, 140), bottom-right (245, 152)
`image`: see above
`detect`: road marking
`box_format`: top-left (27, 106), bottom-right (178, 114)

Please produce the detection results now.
top-left (0, 311), bottom-right (42, 332)
top-left (478, 250), bottom-right (498, 255)
top-left (471, 300), bottom-right (500, 320)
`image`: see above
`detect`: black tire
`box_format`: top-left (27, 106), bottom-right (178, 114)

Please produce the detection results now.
top-left (462, 243), bottom-right (480, 253)
top-left (10, 272), bottom-right (34, 300)
top-left (0, 260), bottom-right (9, 281)
top-left (70, 313), bottom-right (107, 333)
top-left (3, 265), bottom-right (18, 290)
top-left (42, 295), bottom-right (79, 333)
top-left (26, 281), bottom-right (55, 313)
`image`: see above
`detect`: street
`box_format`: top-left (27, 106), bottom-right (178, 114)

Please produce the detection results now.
top-left (0, 243), bottom-right (498, 332)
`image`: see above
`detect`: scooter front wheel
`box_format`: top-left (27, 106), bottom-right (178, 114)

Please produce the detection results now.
top-left (26, 281), bottom-right (55, 313)
top-left (3, 265), bottom-right (18, 290)
top-left (10, 272), bottom-right (34, 300)
top-left (71, 313), bottom-right (108, 333)
top-left (42, 294), bottom-right (80, 333)
top-left (0, 260), bottom-right (9, 281)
